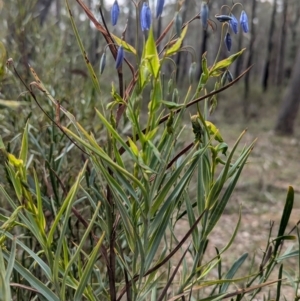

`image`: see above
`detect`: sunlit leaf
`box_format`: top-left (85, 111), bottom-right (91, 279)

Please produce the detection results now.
top-left (111, 34), bottom-right (136, 54)
top-left (165, 26), bottom-right (188, 56)
top-left (209, 48), bottom-right (246, 77)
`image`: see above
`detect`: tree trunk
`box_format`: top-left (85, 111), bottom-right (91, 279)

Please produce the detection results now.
top-left (244, 0), bottom-right (257, 116)
top-left (287, 0), bottom-right (300, 78)
top-left (274, 47), bottom-right (300, 135)
top-left (56, 0), bottom-right (61, 24)
top-left (275, 0), bottom-right (288, 86)
top-left (262, 0), bottom-right (276, 92)
top-left (36, 0), bottom-right (54, 25)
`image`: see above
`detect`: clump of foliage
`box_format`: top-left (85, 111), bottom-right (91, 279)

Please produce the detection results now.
top-left (0, 1), bottom-right (299, 300)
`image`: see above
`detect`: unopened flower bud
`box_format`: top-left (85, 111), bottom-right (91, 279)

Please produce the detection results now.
top-left (191, 115), bottom-right (203, 142)
top-left (200, 2), bottom-right (209, 30)
top-left (111, 0), bottom-right (120, 26)
top-left (221, 70), bottom-right (233, 85)
top-left (226, 70), bottom-right (233, 82)
top-left (189, 62), bottom-right (197, 85)
top-left (224, 32), bottom-right (232, 52)
top-left (174, 12), bottom-right (182, 37)
top-left (115, 45), bottom-right (124, 69)
top-left (100, 52), bottom-right (106, 74)
top-left (229, 14), bottom-right (238, 34)
top-left (156, 0), bottom-right (165, 18)
top-left (141, 2), bottom-right (152, 31)
top-left (240, 10), bottom-right (249, 33)
top-left (215, 14), bottom-right (232, 22)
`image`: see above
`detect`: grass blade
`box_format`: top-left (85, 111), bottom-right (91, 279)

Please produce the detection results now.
top-left (274, 186), bottom-right (294, 255)
top-left (220, 253), bottom-right (248, 293)
top-left (2, 251), bottom-right (59, 301)
top-left (74, 232), bottom-right (105, 301)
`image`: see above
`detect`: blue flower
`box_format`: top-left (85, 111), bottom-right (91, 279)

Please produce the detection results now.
top-left (215, 14), bottom-right (233, 22)
top-left (111, 0), bottom-right (120, 26)
top-left (115, 45), bottom-right (124, 69)
top-left (156, 0), bottom-right (165, 18)
top-left (229, 14), bottom-right (238, 34)
top-left (141, 2), bottom-right (152, 31)
top-left (224, 32), bottom-right (232, 52)
top-left (200, 2), bottom-right (209, 29)
top-left (240, 10), bottom-right (249, 33)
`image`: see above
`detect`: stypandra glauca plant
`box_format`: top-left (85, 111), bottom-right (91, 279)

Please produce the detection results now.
top-left (0, 0), bottom-right (299, 300)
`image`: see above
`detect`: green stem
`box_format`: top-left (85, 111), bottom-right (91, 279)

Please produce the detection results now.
top-left (212, 23), bottom-right (227, 67)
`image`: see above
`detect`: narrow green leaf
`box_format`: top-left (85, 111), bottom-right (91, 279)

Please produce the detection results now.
top-left (147, 149), bottom-right (205, 269)
top-left (160, 100), bottom-right (184, 109)
top-left (0, 42), bottom-right (6, 78)
top-left (97, 164), bottom-right (136, 250)
top-left (61, 202), bottom-right (102, 298)
top-left (2, 232), bottom-right (52, 280)
top-left (205, 131), bottom-right (251, 209)
top-left (33, 169), bottom-right (46, 237)
top-left (220, 253), bottom-right (248, 293)
top-left (220, 208), bottom-right (242, 254)
top-left (274, 186), bottom-right (294, 255)
top-left (185, 191), bottom-right (198, 247)
top-left (52, 162), bottom-right (88, 293)
top-left (62, 126), bottom-right (147, 197)
top-left (150, 143), bottom-right (198, 216)
top-left (95, 109), bottom-right (136, 161)
top-left (111, 34), bottom-right (136, 54)
top-left (165, 26), bottom-right (188, 56)
top-left (48, 161), bottom-right (87, 247)
top-left (5, 237), bottom-right (16, 284)
top-left (2, 251), bottom-right (59, 301)
top-left (272, 235), bottom-right (296, 242)
top-left (144, 27), bottom-right (160, 78)
top-left (209, 48), bottom-right (246, 77)
top-left (205, 146), bottom-right (252, 236)
top-left (74, 232), bottom-right (105, 301)
top-left (19, 121), bottom-right (29, 165)
top-left (0, 246), bottom-right (11, 300)
top-left (283, 269), bottom-right (297, 291)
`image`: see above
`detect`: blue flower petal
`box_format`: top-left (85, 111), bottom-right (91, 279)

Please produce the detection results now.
top-left (111, 0), bottom-right (120, 26)
top-left (240, 10), bottom-right (249, 33)
top-left (115, 46), bottom-right (124, 69)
